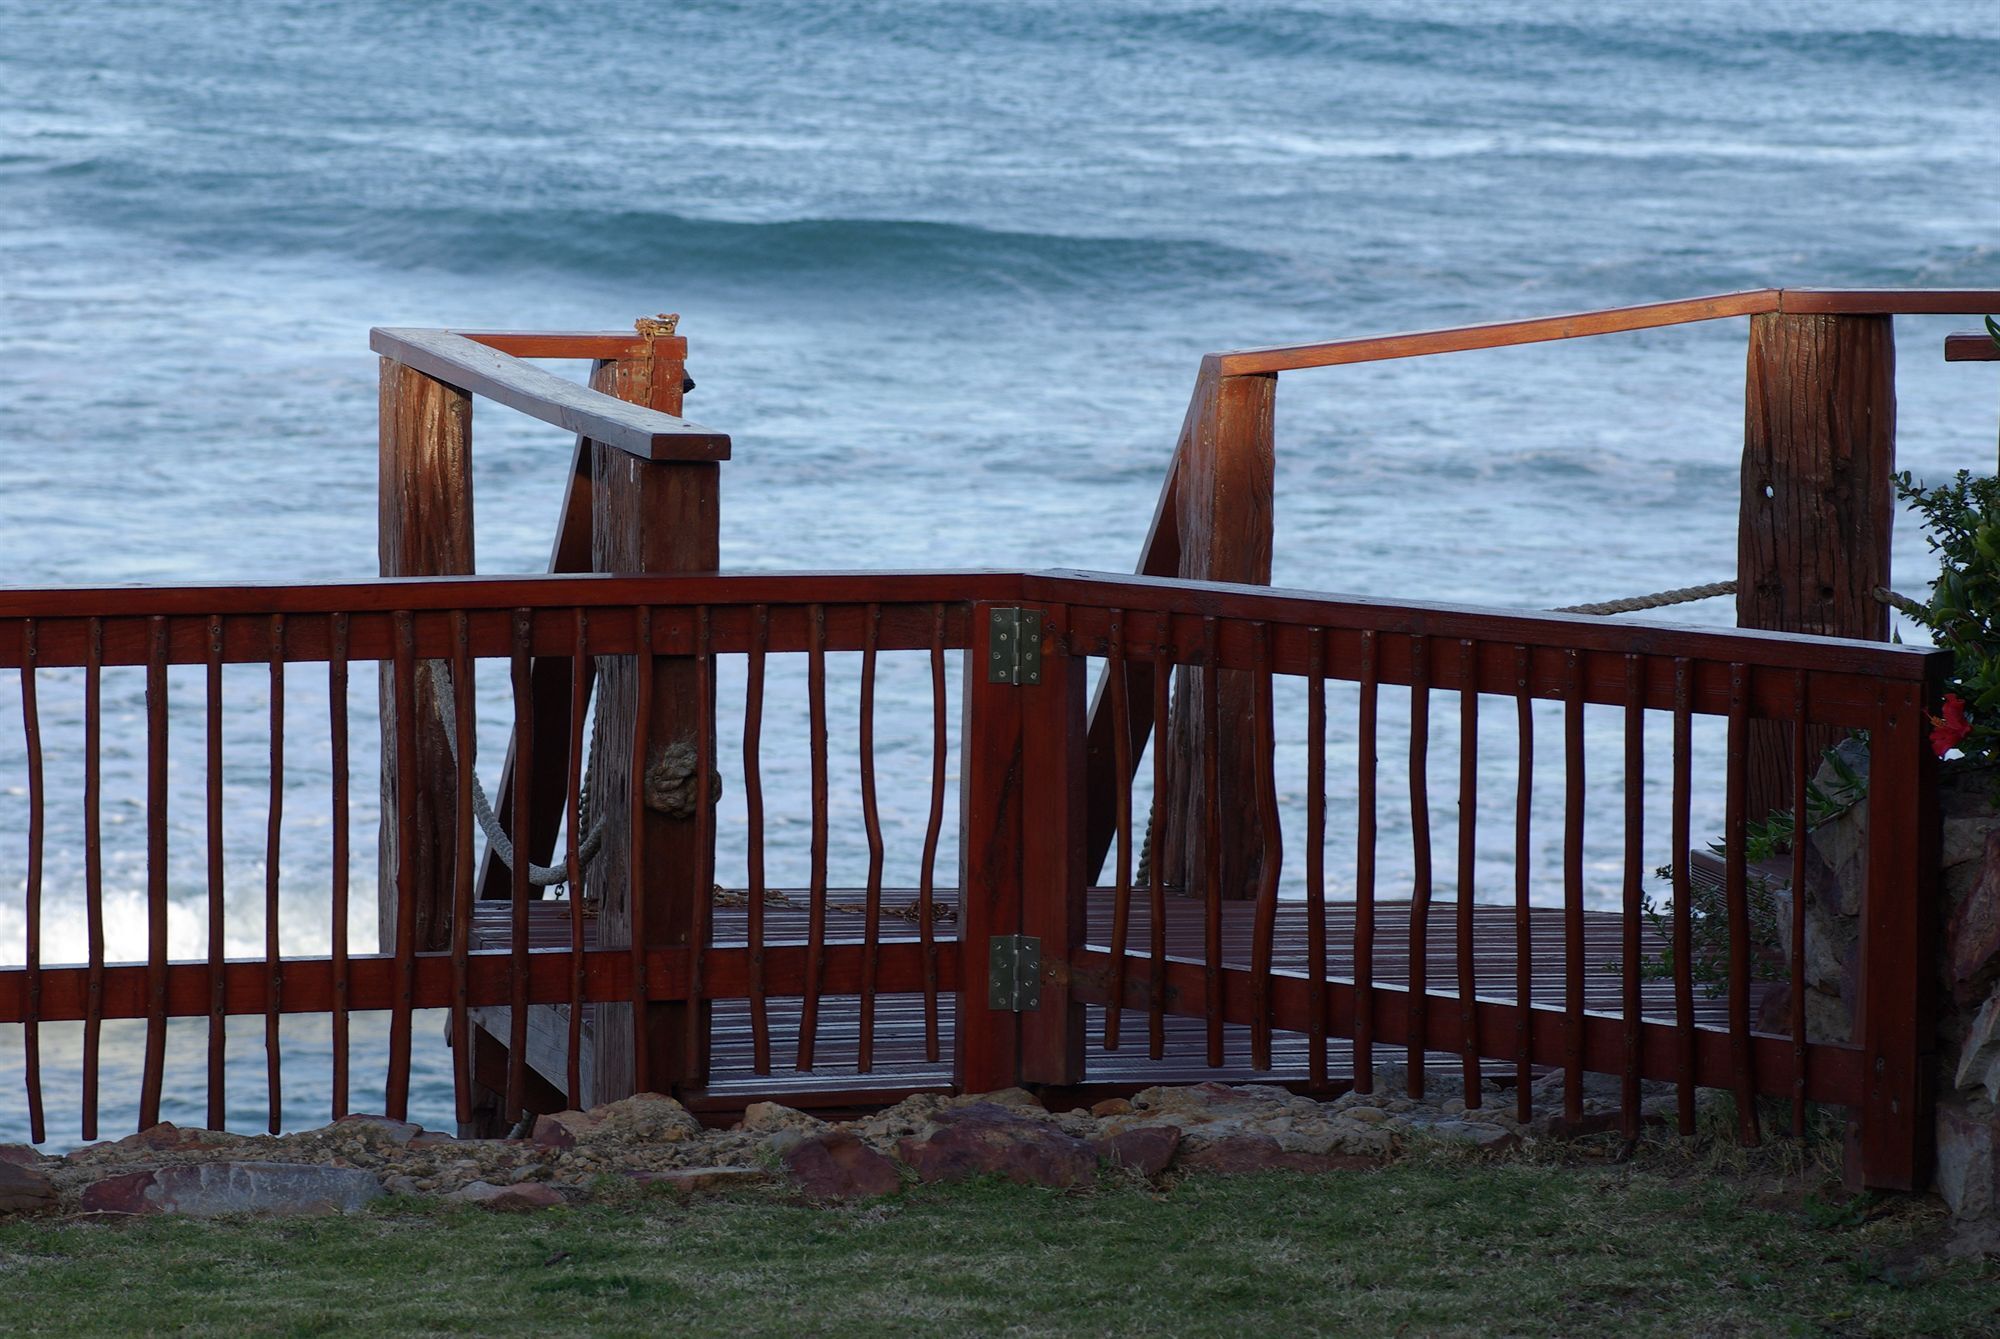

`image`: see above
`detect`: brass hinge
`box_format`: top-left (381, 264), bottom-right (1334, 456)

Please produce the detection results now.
top-left (986, 607), bottom-right (1044, 685)
top-left (987, 934), bottom-right (1042, 1012)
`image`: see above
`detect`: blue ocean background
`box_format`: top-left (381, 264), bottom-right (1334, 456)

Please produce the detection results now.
top-left (2, 0), bottom-right (1999, 1144)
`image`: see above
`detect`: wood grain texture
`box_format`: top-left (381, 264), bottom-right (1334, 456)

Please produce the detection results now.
top-left (1158, 363), bottom-right (1278, 901)
top-left (377, 359), bottom-right (472, 955)
top-left (1738, 312), bottom-right (1895, 818)
top-left (582, 342), bottom-right (719, 1106)
top-left (370, 329), bottom-right (727, 460)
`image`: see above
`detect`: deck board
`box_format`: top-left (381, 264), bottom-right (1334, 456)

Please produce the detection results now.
top-left (471, 889), bottom-right (1767, 1105)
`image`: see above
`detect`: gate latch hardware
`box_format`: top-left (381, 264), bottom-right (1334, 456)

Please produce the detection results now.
top-left (986, 607), bottom-right (1044, 685)
top-left (987, 934), bottom-right (1042, 1012)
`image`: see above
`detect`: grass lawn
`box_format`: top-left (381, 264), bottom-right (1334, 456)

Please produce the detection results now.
top-left (2, 1146), bottom-right (1995, 1338)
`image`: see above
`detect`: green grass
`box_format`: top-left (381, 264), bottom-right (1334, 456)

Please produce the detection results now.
top-left (2, 1154), bottom-right (1995, 1338)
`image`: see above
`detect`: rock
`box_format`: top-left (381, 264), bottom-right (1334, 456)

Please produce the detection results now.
top-left (330, 1115), bottom-right (423, 1146)
top-left (741, 1102), bottom-right (825, 1135)
top-left (1344, 1107), bottom-right (1389, 1125)
top-left (447, 1180), bottom-right (566, 1212)
top-left (80, 1163), bottom-right (383, 1217)
top-left (1425, 1121), bottom-right (1521, 1152)
top-left (955, 1087), bottom-right (1044, 1111)
top-left (111, 1123), bottom-right (236, 1154)
top-left (1094, 1126), bottom-right (1179, 1178)
top-left (1949, 830), bottom-right (2000, 1007)
top-left (0, 1162), bottom-right (56, 1215)
top-left (897, 1104), bottom-right (1097, 1188)
top-left (1089, 1098), bottom-right (1133, 1119)
top-left (627, 1167), bottom-right (772, 1196)
top-left (1937, 1097), bottom-right (2000, 1219)
top-left (783, 1131), bottom-right (902, 1199)
top-left (1176, 1133), bottom-right (1383, 1175)
top-left (0, 1145), bottom-right (47, 1167)
top-left (1955, 992), bottom-right (2000, 1105)
top-left (588, 1092), bottom-right (703, 1143)
top-left (379, 1174), bottom-right (422, 1197)
top-left (531, 1110), bottom-right (601, 1151)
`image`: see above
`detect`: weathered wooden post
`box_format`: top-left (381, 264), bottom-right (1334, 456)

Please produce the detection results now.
top-left (1738, 311), bottom-right (1896, 818)
top-left (377, 358), bottom-right (473, 953)
top-left (1155, 359), bottom-right (1277, 900)
top-left (582, 322), bottom-right (722, 1106)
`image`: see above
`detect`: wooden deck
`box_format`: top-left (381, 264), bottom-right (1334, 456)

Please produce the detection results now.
top-left (472, 884), bottom-right (1767, 1112)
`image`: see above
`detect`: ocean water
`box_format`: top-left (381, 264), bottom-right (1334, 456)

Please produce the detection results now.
top-left (2, 0), bottom-right (1999, 1144)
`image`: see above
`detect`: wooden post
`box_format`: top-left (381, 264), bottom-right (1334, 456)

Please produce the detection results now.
top-left (1157, 359), bottom-right (1277, 899)
top-left (1855, 666), bottom-right (1942, 1190)
top-left (956, 603), bottom-right (1024, 1095)
top-left (1019, 607), bottom-right (1086, 1086)
top-left (377, 358), bottom-right (472, 953)
top-left (582, 331), bottom-right (719, 1105)
top-left (1739, 312), bottom-right (1896, 818)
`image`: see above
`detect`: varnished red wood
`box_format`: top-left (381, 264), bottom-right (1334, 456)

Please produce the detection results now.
top-left (507, 611), bottom-right (533, 1120)
top-left (1945, 331), bottom-right (2000, 362)
top-left (206, 617), bottom-right (226, 1128)
top-left (1456, 638), bottom-right (1480, 1104)
top-left (265, 615), bottom-right (286, 1133)
top-left (82, 619), bottom-right (102, 1141)
top-left (1672, 659), bottom-right (1697, 1135)
top-left (1305, 629), bottom-right (1328, 1088)
top-left (1354, 629), bottom-right (1378, 1093)
top-left (1148, 645), bottom-right (1170, 1060)
top-left (799, 605), bottom-right (830, 1070)
top-left (1512, 645), bottom-right (1533, 1123)
top-left (744, 605), bottom-right (771, 1073)
top-left (565, 611), bottom-right (588, 1107)
top-left (330, 615), bottom-right (352, 1122)
top-left (1725, 664), bottom-right (1760, 1147)
top-left (386, 612), bottom-right (418, 1121)
top-left (448, 613), bottom-right (474, 1127)
top-left (1104, 614), bottom-right (1133, 1052)
top-left (1249, 625), bottom-right (1281, 1071)
top-left (858, 605), bottom-right (884, 1071)
top-left (1562, 649), bottom-right (1584, 1125)
top-left (690, 606), bottom-right (716, 1082)
top-left (1790, 671), bottom-right (1809, 1138)
top-left (1201, 616), bottom-right (1223, 1067)
top-left (19, 623), bottom-right (44, 1144)
top-left (139, 620), bottom-right (170, 1130)
top-left (628, 606), bottom-right (653, 1095)
top-left (1407, 633), bottom-right (1431, 1097)
top-left (921, 606), bottom-right (948, 1064)
top-left (1621, 655), bottom-right (1644, 1141)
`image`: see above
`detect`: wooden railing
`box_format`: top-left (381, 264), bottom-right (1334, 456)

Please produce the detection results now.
top-left (1096, 288), bottom-right (2000, 907)
top-left (0, 568), bottom-right (1945, 1190)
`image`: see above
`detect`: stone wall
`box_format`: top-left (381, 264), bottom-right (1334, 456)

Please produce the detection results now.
top-left (1781, 750), bottom-right (2000, 1216)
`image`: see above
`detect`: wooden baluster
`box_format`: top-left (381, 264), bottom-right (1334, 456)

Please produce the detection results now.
top-left (82, 618), bottom-right (102, 1141)
top-left (448, 613), bottom-right (474, 1127)
top-left (140, 617), bottom-right (169, 1130)
top-left (330, 615), bottom-right (352, 1124)
top-left (1456, 639), bottom-right (1481, 1104)
top-left (265, 615), bottom-right (286, 1134)
top-left (858, 605), bottom-right (884, 1072)
top-left (918, 604), bottom-right (947, 1064)
top-left (207, 616), bottom-right (228, 1130)
top-left (1305, 629), bottom-right (1328, 1089)
top-left (1354, 630), bottom-right (1378, 1094)
top-left (1672, 660), bottom-right (1697, 1135)
top-left (798, 606), bottom-right (829, 1071)
top-left (1408, 633), bottom-right (1431, 1097)
top-left (1562, 649), bottom-right (1584, 1127)
top-left (1620, 655), bottom-right (1644, 1142)
top-left (1249, 625), bottom-right (1281, 1072)
top-left (1513, 646), bottom-right (1533, 1125)
top-left (744, 606), bottom-right (771, 1074)
top-left (1105, 614), bottom-right (1133, 1053)
top-left (20, 622), bottom-right (45, 1144)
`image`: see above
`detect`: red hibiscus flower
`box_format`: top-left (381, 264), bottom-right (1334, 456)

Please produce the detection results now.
top-left (1931, 693), bottom-right (1973, 756)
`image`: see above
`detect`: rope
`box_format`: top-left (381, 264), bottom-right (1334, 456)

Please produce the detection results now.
top-left (424, 662), bottom-right (604, 890)
top-left (1552, 580), bottom-right (1737, 616)
top-left (1553, 580), bottom-right (1929, 620)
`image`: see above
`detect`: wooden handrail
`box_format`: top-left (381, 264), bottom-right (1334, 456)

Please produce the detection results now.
top-left (1947, 331), bottom-right (2000, 362)
top-left (1214, 288), bottom-right (2000, 376)
top-left (369, 328), bottom-right (731, 460)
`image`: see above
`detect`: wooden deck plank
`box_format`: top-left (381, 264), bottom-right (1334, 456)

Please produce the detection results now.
top-left (471, 885), bottom-right (1768, 1104)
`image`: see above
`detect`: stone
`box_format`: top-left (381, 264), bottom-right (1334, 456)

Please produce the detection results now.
top-left (587, 1092), bottom-right (703, 1143)
top-left (0, 1145), bottom-right (47, 1167)
top-left (782, 1130), bottom-right (902, 1199)
top-left (1937, 1097), bottom-right (2000, 1219)
top-left (1425, 1121), bottom-right (1521, 1152)
top-left (111, 1123), bottom-right (234, 1154)
top-left (80, 1163), bottom-right (383, 1218)
top-left (626, 1167), bottom-right (773, 1196)
top-left (330, 1114), bottom-right (423, 1146)
top-left (741, 1102), bottom-right (825, 1135)
top-left (0, 1162), bottom-right (56, 1215)
top-left (379, 1174), bottom-right (422, 1197)
top-left (1089, 1098), bottom-right (1133, 1119)
top-left (1094, 1126), bottom-right (1179, 1178)
top-left (955, 1087), bottom-right (1044, 1111)
top-left (1956, 992), bottom-right (2000, 1105)
top-left (1949, 830), bottom-right (2000, 1007)
top-left (531, 1110), bottom-right (602, 1151)
top-left (1175, 1133), bottom-right (1382, 1175)
top-left (897, 1104), bottom-right (1097, 1188)
top-left (447, 1180), bottom-right (566, 1212)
